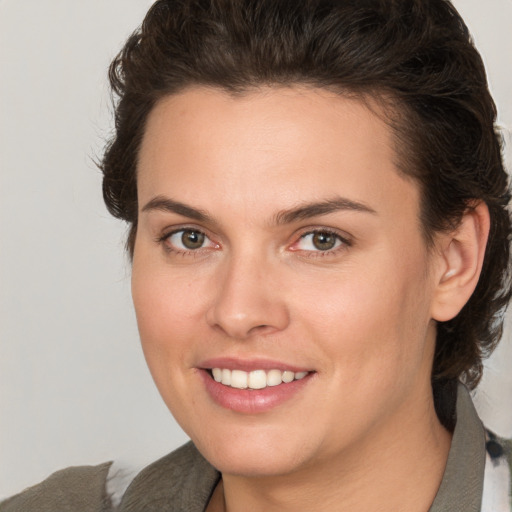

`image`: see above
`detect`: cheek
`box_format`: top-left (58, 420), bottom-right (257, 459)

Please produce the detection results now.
top-left (130, 258), bottom-right (211, 419)
top-left (131, 253), bottom-right (209, 372)
top-left (291, 252), bottom-right (434, 383)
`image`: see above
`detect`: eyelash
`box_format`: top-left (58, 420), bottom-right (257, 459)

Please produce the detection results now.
top-left (291, 229), bottom-right (351, 258)
top-left (157, 227), bottom-right (218, 256)
top-left (157, 227), bottom-right (351, 258)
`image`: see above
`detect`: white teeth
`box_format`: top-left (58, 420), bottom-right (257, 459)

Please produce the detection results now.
top-left (221, 368), bottom-right (231, 386)
top-left (211, 368), bottom-right (309, 390)
top-left (230, 369), bottom-right (248, 389)
top-left (282, 370), bottom-right (295, 383)
top-left (248, 370), bottom-right (267, 389)
top-left (266, 369), bottom-right (283, 387)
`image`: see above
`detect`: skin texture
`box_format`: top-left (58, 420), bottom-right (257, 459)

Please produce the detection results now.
top-left (132, 87), bottom-right (489, 511)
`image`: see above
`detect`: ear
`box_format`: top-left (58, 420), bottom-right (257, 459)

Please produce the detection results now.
top-left (430, 201), bottom-right (490, 322)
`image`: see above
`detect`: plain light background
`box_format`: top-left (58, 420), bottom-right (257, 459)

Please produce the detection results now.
top-left (1, 0), bottom-right (511, 499)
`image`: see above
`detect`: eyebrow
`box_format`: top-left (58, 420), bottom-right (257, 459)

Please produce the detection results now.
top-left (141, 196), bottom-right (213, 223)
top-left (141, 195), bottom-right (376, 225)
top-left (273, 197), bottom-right (377, 225)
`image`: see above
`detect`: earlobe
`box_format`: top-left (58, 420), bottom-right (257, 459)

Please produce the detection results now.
top-left (431, 202), bottom-right (490, 322)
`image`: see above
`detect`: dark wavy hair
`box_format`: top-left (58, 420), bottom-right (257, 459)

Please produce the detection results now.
top-left (100, 0), bottom-right (511, 405)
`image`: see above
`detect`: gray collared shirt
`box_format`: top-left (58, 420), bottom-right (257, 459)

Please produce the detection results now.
top-left (429, 383), bottom-right (486, 511)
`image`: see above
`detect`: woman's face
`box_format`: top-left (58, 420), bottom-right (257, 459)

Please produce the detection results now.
top-left (132, 86), bottom-right (444, 477)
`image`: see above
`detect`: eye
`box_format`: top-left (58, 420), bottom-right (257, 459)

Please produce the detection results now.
top-left (294, 230), bottom-right (347, 252)
top-left (164, 228), bottom-right (217, 252)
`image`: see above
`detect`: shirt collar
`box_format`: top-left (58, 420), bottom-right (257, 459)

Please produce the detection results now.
top-left (429, 383), bottom-right (486, 512)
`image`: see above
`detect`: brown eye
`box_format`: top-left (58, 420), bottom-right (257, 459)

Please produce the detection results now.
top-left (294, 230), bottom-right (345, 253)
top-left (312, 232), bottom-right (337, 251)
top-left (181, 230), bottom-right (205, 249)
top-left (165, 228), bottom-right (212, 251)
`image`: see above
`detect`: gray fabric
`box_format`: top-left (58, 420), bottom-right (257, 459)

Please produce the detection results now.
top-left (429, 383), bottom-right (486, 511)
top-left (0, 462), bottom-right (113, 512)
top-left (0, 383), bottom-right (489, 511)
top-left (117, 442), bottom-right (219, 512)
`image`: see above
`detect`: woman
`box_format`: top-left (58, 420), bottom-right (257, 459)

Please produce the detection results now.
top-left (3, 0), bottom-right (511, 510)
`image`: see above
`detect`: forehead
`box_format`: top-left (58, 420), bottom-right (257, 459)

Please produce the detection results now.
top-left (137, 86), bottom-right (421, 225)
top-left (140, 86), bottom-right (392, 160)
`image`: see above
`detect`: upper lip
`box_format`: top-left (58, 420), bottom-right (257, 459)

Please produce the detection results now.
top-left (197, 357), bottom-right (312, 373)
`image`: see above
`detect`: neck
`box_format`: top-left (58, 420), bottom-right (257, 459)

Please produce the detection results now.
top-left (208, 385), bottom-right (452, 512)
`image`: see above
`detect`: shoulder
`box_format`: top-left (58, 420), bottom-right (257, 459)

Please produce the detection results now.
top-left (0, 443), bottom-right (219, 512)
top-left (116, 441), bottom-right (220, 512)
top-left (0, 461), bottom-right (113, 512)
top-left (482, 431), bottom-right (512, 512)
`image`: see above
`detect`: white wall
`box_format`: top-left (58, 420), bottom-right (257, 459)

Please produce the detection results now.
top-left (1, 0), bottom-right (511, 499)
top-left (0, 0), bottom-right (189, 499)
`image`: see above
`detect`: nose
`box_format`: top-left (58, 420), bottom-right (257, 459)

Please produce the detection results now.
top-left (205, 254), bottom-right (290, 339)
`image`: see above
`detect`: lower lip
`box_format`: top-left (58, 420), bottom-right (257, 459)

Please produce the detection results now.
top-left (199, 370), bottom-right (313, 414)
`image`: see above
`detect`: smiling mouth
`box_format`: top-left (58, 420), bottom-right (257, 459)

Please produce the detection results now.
top-left (208, 368), bottom-right (311, 390)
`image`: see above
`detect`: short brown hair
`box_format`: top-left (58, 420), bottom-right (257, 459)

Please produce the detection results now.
top-left (101, 0), bottom-right (511, 398)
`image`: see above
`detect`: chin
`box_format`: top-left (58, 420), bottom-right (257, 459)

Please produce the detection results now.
top-left (204, 450), bottom-right (306, 478)
top-left (191, 426), bottom-right (314, 477)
